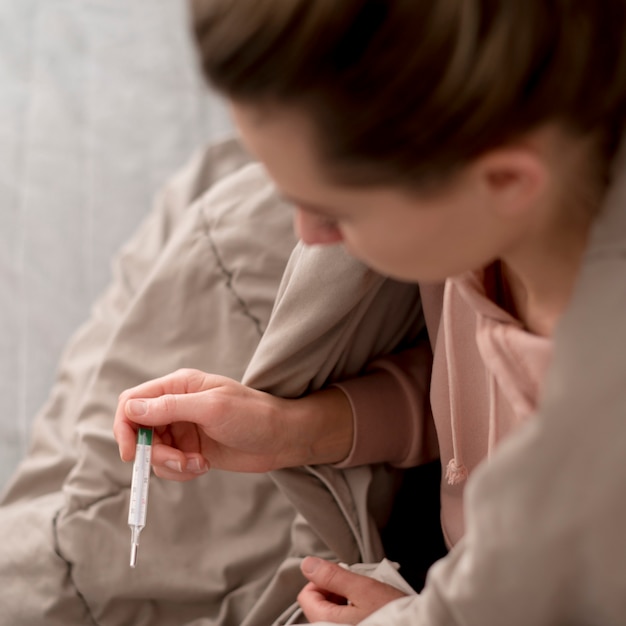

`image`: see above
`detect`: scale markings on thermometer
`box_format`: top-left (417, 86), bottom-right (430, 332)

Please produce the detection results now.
top-left (128, 427), bottom-right (153, 568)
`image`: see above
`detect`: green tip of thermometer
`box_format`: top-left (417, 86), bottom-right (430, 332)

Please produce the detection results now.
top-left (128, 427), bottom-right (153, 568)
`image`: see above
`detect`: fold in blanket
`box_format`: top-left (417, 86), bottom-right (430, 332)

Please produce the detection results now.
top-left (0, 137), bottom-right (424, 626)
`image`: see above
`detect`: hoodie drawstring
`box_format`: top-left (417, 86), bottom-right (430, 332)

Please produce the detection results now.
top-left (444, 287), bottom-right (502, 485)
top-left (487, 369), bottom-right (498, 460)
top-left (443, 283), bottom-right (469, 486)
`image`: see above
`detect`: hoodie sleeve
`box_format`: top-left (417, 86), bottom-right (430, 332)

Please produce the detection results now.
top-left (332, 341), bottom-right (438, 468)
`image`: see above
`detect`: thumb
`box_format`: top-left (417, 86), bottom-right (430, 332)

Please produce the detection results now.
top-left (301, 557), bottom-right (359, 596)
top-left (125, 392), bottom-right (209, 426)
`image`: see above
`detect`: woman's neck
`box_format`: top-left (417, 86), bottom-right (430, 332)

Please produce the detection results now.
top-left (498, 216), bottom-right (592, 337)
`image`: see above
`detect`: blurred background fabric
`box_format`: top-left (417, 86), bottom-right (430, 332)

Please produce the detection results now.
top-left (0, 0), bottom-right (232, 487)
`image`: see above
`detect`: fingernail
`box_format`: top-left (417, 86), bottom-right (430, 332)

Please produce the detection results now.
top-left (301, 556), bottom-right (321, 575)
top-left (185, 458), bottom-right (207, 473)
top-left (164, 460), bottom-right (183, 472)
top-left (126, 399), bottom-right (147, 417)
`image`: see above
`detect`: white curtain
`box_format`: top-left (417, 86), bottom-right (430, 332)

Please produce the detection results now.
top-left (0, 0), bottom-right (232, 486)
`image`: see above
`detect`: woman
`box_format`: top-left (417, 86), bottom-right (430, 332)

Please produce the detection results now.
top-left (115, 1), bottom-right (626, 624)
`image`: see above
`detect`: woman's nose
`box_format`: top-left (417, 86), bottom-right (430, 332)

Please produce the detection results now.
top-left (294, 209), bottom-right (343, 245)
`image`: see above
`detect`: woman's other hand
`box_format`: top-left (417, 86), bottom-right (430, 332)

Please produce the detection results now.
top-left (298, 557), bottom-right (408, 624)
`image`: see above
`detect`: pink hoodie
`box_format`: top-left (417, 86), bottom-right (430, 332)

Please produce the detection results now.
top-left (336, 263), bottom-right (552, 547)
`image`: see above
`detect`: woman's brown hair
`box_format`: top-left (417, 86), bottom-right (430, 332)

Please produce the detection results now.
top-left (190, 0), bottom-right (626, 189)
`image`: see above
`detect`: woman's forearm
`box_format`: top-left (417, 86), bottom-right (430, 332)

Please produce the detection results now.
top-left (280, 386), bottom-right (354, 467)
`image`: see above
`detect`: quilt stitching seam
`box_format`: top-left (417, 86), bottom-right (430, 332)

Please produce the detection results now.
top-left (204, 225), bottom-right (266, 338)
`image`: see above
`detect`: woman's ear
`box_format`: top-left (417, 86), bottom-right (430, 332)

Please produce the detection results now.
top-left (475, 147), bottom-right (548, 220)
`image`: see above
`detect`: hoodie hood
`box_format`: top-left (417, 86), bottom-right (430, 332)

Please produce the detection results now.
top-left (425, 264), bottom-right (552, 545)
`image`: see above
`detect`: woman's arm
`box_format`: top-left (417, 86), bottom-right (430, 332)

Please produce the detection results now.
top-left (333, 341), bottom-right (436, 468)
top-left (114, 368), bottom-right (354, 480)
top-left (113, 342), bottom-right (434, 480)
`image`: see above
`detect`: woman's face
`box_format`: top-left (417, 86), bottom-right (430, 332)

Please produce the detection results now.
top-left (231, 103), bottom-right (543, 283)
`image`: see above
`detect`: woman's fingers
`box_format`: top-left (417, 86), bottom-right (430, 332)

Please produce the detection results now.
top-left (301, 557), bottom-right (364, 597)
top-left (298, 581), bottom-right (357, 624)
top-left (113, 369), bottom-right (231, 461)
top-left (112, 369), bottom-right (188, 461)
top-left (123, 392), bottom-right (210, 427)
top-left (150, 446), bottom-right (209, 480)
top-left (298, 557), bottom-right (408, 624)
top-left (113, 403), bottom-right (141, 462)
top-left (120, 368), bottom-right (223, 399)
top-left (113, 368), bottom-right (292, 474)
